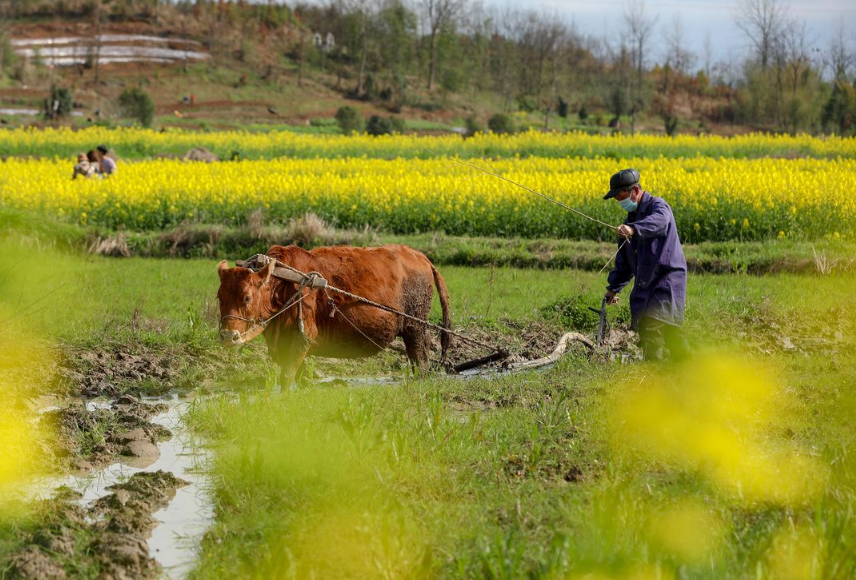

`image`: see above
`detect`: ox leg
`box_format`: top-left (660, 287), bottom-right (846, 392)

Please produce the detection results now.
top-left (402, 326), bottom-right (429, 377)
top-left (277, 348), bottom-right (309, 390)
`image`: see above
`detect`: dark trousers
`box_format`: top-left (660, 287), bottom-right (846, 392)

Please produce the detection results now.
top-left (637, 316), bottom-right (690, 361)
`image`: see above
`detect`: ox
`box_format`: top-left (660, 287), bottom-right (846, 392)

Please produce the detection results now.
top-left (217, 244), bottom-right (451, 385)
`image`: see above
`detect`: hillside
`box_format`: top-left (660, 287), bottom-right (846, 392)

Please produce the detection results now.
top-left (0, 17), bottom-right (749, 136)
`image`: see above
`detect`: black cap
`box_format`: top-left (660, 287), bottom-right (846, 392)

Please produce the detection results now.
top-left (604, 168), bottom-right (640, 199)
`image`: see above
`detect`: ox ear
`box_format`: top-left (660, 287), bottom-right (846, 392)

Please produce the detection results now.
top-left (259, 259), bottom-right (276, 286)
top-left (217, 260), bottom-right (229, 279)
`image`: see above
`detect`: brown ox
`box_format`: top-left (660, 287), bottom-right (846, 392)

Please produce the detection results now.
top-left (217, 244), bottom-right (451, 385)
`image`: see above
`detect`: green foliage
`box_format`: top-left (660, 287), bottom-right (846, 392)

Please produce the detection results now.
top-left (335, 106), bottom-right (362, 135)
top-left (118, 87), bottom-right (155, 128)
top-left (366, 115), bottom-right (404, 136)
top-left (608, 86), bottom-right (628, 117)
top-left (487, 113), bottom-right (515, 134)
top-left (0, 32), bottom-right (17, 74)
top-left (464, 115), bottom-right (484, 137)
top-left (542, 292), bottom-right (630, 331)
top-left (664, 115), bottom-right (679, 136)
top-left (822, 80), bottom-right (856, 135)
top-left (389, 116), bottom-right (406, 134)
top-left (43, 85), bottom-right (74, 120)
top-left (578, 104), bottom-right (589, 121)
top-left (557, 97), bottom-right (569, 118)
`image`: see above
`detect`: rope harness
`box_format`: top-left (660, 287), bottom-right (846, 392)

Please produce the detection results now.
top-left (220, 254), bottom-right (507, 356)
top-left (219, 265), bottom-right (319, 342)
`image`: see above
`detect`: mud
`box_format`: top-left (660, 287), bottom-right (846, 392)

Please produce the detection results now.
top-left (19, 396), bottom-right (214, 580)
top-left (9, 471), bottom-right (187, 580)
top-left (59, 345), bottom-right (179, 397)
top-left (43, 394), bottom-right (171, 468)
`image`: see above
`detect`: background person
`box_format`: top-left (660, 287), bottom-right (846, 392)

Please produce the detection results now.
top-left (603, 168), bottom-right (689, 361)
top-left (96, 144), bottom-right (117, 176)
top-left (71, 152), bottom-right (97, 179)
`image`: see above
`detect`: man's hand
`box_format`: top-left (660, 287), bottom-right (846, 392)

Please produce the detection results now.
top-left (605, 290), bottom-right (619, 305)
top-left (617, 224), bottom-right (635, 238)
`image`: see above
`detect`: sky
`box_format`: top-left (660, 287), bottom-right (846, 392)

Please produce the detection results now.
top-left (487, 0), bottom-right (856, 68)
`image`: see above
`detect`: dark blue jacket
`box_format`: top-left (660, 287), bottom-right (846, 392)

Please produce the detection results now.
top-left (606, 191), bottom-right (687, 328)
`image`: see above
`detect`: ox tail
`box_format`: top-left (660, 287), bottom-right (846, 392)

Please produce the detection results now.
top-left (431, 264), bottom-right (452, 364)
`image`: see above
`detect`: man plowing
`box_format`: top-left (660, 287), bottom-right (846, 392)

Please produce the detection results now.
top-left (603, 168), bottom-right (690, 361)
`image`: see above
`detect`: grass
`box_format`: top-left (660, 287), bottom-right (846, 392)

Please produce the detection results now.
top-left (3, 206), bottom-right (852, 276)
top-left (181, 266), bottom-right (856, 579)
top-left (0, 218), bottom-right (854, 579)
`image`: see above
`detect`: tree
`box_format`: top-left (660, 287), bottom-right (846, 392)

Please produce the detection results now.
top-left (420, 0), bottom-right (465, 89)
top-left (663, 14), bottom-right (695, 80)
top-left (623, 0), bottom-right (657, 95)
top-left (733, 0), bottom-right (788, 71)
top-left (335, 106), bottom-right (362, 135)
top-left (826, 22), bottom-right (853, 82)
top-left (822, 80), bottom-right (856, 135)
top-left (487, 113), bottom-right (514, 134)
top-left (44, 85), bottom-right (73, 121)
top-left (119, 87), bottom-right (155, 127)
top-left (622, 0), bottom-right (657, 134)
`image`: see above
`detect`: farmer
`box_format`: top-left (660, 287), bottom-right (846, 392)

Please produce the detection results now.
top-left (603, 168), bottom-right (689, 361)
top-left (96, 144), bottom-right (117, 176)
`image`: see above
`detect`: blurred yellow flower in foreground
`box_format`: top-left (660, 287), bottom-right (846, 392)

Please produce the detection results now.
top-left (0, 332), bottom-right (49, 504)
top-left (645, 499), bottom-right (724, 564)
top-left (765, 525), bottom-right (825, 580)
top-left (612, 354), bottom-right (827, 506)
top-left (567, 564), bottom-right (674, 580)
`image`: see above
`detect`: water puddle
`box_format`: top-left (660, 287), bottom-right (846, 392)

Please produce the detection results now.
top-left (26, 394), bottom-right (213, 580)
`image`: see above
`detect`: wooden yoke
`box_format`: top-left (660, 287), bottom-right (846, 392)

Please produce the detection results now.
top-left (235, 255), bottom-right (328, 289)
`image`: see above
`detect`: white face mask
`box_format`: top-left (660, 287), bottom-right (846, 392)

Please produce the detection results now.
top-left (618, 191), bottom-right (638, 212)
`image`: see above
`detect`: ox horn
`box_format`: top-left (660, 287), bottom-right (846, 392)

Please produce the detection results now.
top-left (259, 259), bottom-right (275, 285)
top-left (217, 260), bottom-right (229, 278)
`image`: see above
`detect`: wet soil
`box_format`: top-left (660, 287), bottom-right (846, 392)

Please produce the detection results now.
top-left (441, 318), bottom-right (639, 370)
top-left (9, 471), bottom-right (187, 580)
top-left (59, 345), bottom-right (179, 398)
top-left (42, 394), bottom-right (172, 469)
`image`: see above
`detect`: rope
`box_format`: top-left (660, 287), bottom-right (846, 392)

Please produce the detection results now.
top-left (235, 254), bottom-right (508, 355)
top-left (324, 283), bottom-right (507, 354)
top-left (220, 279), bottom-right (309, 340)
top-left (435, 153), bottom-right (620, 233)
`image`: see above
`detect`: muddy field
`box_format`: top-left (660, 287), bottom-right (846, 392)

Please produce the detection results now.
top-left (1, 247), bottom-right (854, 580)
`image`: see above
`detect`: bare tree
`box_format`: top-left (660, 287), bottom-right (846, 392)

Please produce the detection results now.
top-left (420, 0), bottom-right (465, 89)
top-left (623, 0), bottom-right (658, 94)
top-left (663, 14), bottom-right (695, 78)
top-left (733, 0), bottom-right (788, 71)
top-left (826, 21), bottom-right (853, 81)
top-left (702, 29), bottom-right (712, 79)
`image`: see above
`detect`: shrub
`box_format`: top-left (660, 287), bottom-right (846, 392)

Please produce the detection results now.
top-left (335, 106), bottom-right (362, 135)
top-left (464, 115), bottom-right (483, 137)
top-left (578, 104), bottom-right (589, 121)
top-left (389, 116), bottom-right (406, 134)
top-left (557, 97), bottom-right (569, 118)
top-left (366, 115), bottom-right (393, 136)
top-left (487, 113), bottom-right (515, 134)
top-left (44, 85), bottom-right (74, 120)
top-left (118, 87), bottom-right (155, 127)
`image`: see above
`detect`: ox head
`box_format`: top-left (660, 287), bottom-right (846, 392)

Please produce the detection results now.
top-left (216, 259), bottom-right (277, 346)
